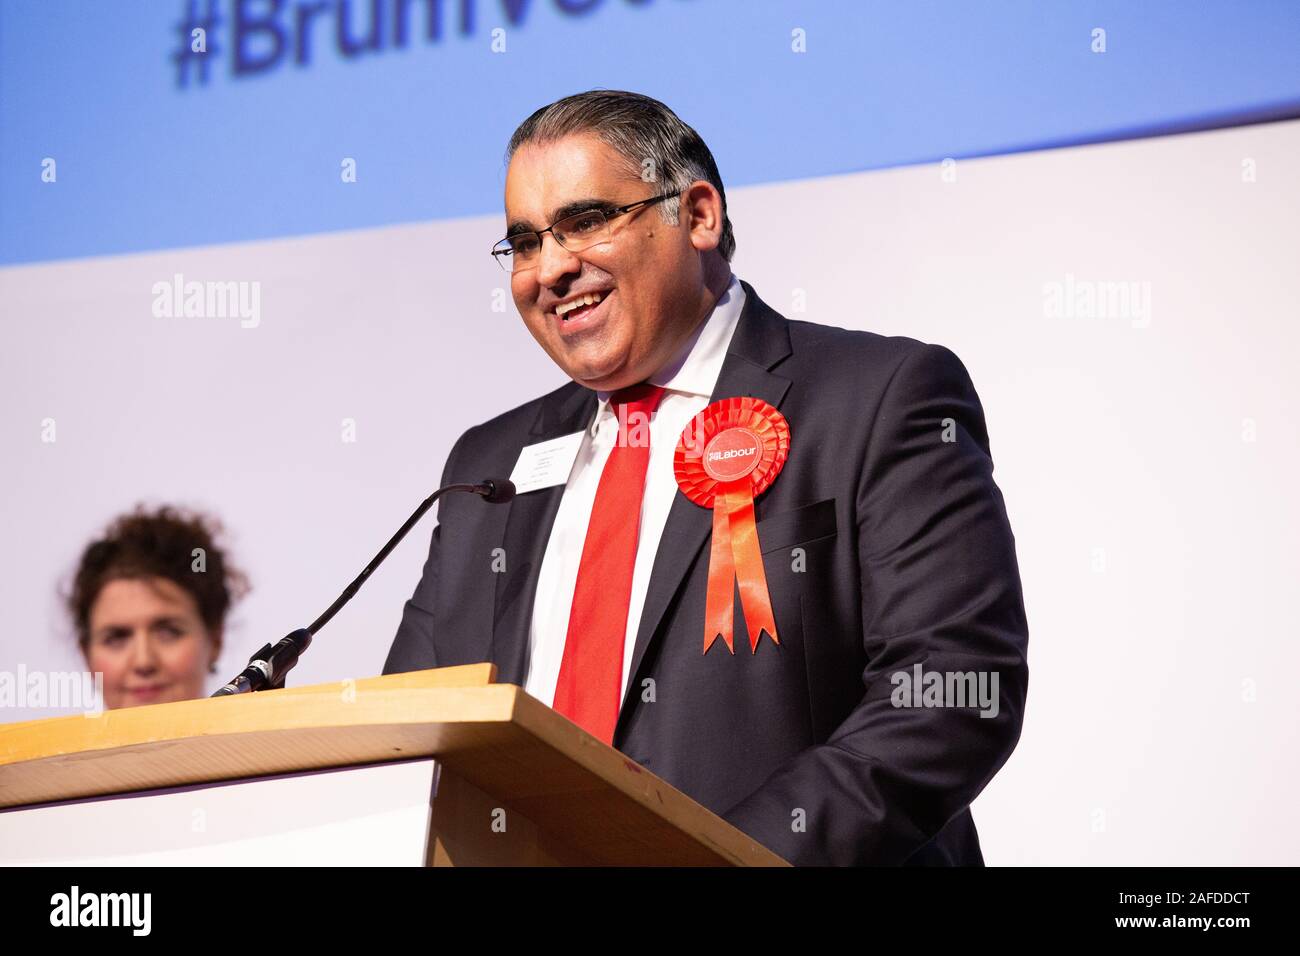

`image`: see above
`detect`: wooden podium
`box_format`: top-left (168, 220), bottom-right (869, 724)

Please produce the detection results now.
top-left (0, 666), bottom-right (787, 866)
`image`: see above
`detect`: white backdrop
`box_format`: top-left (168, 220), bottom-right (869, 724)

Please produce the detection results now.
top-left (2, 118), bottom-right (1297, 864)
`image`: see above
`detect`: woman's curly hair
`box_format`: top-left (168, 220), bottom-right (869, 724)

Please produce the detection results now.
top-left (67, 505), bottom-right (250, 651)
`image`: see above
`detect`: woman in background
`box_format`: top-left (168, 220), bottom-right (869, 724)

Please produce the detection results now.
top-left (66, 506), bottom-right (249, 709)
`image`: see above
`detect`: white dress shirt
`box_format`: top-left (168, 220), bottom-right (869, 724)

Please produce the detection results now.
top-left (523, 273), bottom-right (747, 708)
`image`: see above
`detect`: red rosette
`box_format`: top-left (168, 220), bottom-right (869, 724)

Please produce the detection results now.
top-left (674, 397), bottom-right (791, 655)
top-left (673, 396), bottom-right (790, 508)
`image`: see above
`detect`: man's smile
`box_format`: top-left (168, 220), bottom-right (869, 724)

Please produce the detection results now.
top-left (553, 288), bottom-right (614, 336)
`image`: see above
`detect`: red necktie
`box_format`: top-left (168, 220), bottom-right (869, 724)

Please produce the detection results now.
top-left (552, 382), bottom-right (667, 744)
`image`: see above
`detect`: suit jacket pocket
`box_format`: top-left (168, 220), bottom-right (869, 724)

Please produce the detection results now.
top-left (756, 497), bottom-right (837, 555)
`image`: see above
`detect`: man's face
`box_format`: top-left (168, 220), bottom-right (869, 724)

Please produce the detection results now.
top-left (504, 133), bottom-right (714, 392)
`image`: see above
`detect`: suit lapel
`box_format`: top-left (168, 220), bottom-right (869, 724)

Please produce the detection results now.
top-left (618, 281), bottom-right (794, 727)
top-left (490, 382), bottom-right (596, 685)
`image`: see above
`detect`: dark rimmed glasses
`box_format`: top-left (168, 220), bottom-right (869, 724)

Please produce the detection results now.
top-left (492, 189), bottom-right (680, 273)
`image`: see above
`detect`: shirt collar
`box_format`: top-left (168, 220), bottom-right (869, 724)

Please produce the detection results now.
top-left (589, 273), bottom-right (745, 435)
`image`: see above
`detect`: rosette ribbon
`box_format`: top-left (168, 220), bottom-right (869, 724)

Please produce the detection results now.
top-left (674, 396), bottom-right (791, 654)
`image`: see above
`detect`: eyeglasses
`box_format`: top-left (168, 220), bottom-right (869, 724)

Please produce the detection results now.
top-left (492, 190), bottom-right (681, 273)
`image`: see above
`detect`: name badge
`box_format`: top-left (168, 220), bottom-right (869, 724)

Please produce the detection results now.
top-left (508, 431), bottom-right (585, 494)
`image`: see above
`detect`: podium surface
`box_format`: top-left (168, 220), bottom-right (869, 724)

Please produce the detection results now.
top-left (0, 666), bottom-right (788, 866)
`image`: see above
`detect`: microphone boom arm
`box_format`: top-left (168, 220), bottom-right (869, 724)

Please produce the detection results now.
top-left (211, 478), bottom-right (514, 697)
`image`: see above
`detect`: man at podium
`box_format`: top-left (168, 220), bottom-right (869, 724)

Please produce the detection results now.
top-left (384, 90), bottom-right (1029, 866)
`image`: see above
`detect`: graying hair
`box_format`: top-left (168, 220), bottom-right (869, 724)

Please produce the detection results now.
top-left (505, 90), bottom-right (735, 262)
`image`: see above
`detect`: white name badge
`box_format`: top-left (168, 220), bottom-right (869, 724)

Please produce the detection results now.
top-left (508, 431), bottom-right (585, 495)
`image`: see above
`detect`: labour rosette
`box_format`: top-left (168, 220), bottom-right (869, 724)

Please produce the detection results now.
top-left (673, 396), bottom-right (791, 654)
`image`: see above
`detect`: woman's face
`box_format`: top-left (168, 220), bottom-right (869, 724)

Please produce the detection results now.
top-left (84, 577), bottom-right (219, 709)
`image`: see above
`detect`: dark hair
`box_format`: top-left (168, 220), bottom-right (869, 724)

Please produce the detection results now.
top-left (67, 505), bottom-right (249, 651)
top-left (506, 89), bottom-right (735, 262)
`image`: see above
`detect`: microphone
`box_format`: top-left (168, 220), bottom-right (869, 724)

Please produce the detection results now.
top-left (212, 478), bottom-right (516, 697)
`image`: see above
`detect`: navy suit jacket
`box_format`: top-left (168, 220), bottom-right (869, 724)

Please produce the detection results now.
top-left (383, 280), bottom-right (1029, 865)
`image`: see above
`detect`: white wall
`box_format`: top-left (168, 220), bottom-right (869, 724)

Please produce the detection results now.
top-left (2, 118), bottom-right (1297, 864)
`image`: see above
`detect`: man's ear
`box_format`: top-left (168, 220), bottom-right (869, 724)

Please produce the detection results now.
top-left (684, 180), bottom-right (725, 253)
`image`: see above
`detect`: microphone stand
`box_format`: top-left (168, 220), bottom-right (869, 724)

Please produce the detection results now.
top-left (211, 478), bottom-right (514, 697)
